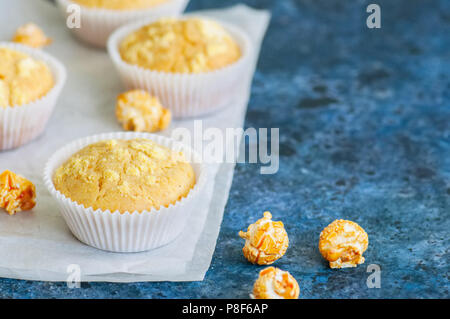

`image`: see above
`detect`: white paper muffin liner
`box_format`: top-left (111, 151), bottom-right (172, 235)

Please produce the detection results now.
top-left (44, 132), bottom-right (208, 253)
top-left (0, 42), bottom-right (66, 151)
top-left (56, 0), bottom-right (189, 48)
top-left (107, 16), bottom-right (253, 118)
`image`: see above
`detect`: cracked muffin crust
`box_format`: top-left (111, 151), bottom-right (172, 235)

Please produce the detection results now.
top-left (53, 138), bottom-right (195, 213)
top-left (119, 17), bottom-right (242, 73)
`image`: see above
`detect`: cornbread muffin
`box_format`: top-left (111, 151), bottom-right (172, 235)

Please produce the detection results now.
top-left (72, 0), bottom-right (167, 10)
top-left (12, 23), bottom-right (52, 48)
top-left (252, 267), bottom-right (300, 299)
top-left (239, 212), bottom-right (289, 265)
top-left (319, 219), bottom-right (369, 269)
top-left (119, 17), bottom-right (241, 73)
top-left (116, 90), bottom-right (171, 132)
top-left (0, 170), bottom-right (36, 215)
top-left (0, 47), bottom-right (54, 107)
top-left (53, 139), bottom-right (195, 213)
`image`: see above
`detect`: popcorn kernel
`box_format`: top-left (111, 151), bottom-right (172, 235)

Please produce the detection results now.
top-left (239, 211), bottom-right (289, 265)
top-left (319, 219), bottom-right (369, 269)
top-left (252, 267), bottom-right (300, 299)
top-left (116, 90), bottom-right (171, 133)
top-left (12, 23), bottom-right (51, 49)
top-left (0, 170), bottom-right (36, 215)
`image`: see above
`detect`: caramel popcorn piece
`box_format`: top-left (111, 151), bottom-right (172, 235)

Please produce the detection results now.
top-left (72, 0), bottom-right (167, 10)
top-left (12, 23), bottom-right (52, 49)
top-left (116, 90), bottom-right (171, 133)
top-left (0, 170), bottom-right (36, 215)
top-left (252, 267), bottom-right (300, 299)
top-left (239, 212), bottom-right (289, 265)
top-left (0, 47), bottom-right (54, 107)
top-left (319, 219), bottom-right (369, 269)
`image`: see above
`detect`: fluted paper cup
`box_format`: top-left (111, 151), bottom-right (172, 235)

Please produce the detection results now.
top-left (56, 0), bottom-right (189, 48)
top-left (44, 132), bottom-right (208, 253)
top-left (0, 42), bottom-right (66, 151)
top-left (107, 16), bottom-right (253, 118)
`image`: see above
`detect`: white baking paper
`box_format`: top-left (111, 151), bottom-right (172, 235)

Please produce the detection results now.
top-left (0, 0), bottom-right (270, 282)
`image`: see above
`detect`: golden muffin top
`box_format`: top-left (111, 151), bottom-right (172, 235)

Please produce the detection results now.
top-left (0, 47), bottom-right (54, 108)
top-left (53, 139), bottom-right (196, 213)
top-left (119, 17), bottom-right (242, 73)
top-left (72, 0), bottom-right (168, 10)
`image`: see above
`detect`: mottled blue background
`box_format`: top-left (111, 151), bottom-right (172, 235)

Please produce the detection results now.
top-left (1, 0), bottom-right (449, 298)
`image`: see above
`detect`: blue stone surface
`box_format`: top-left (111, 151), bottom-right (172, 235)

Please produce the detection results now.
top-left (1, 0), bottom-right (449, 298)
